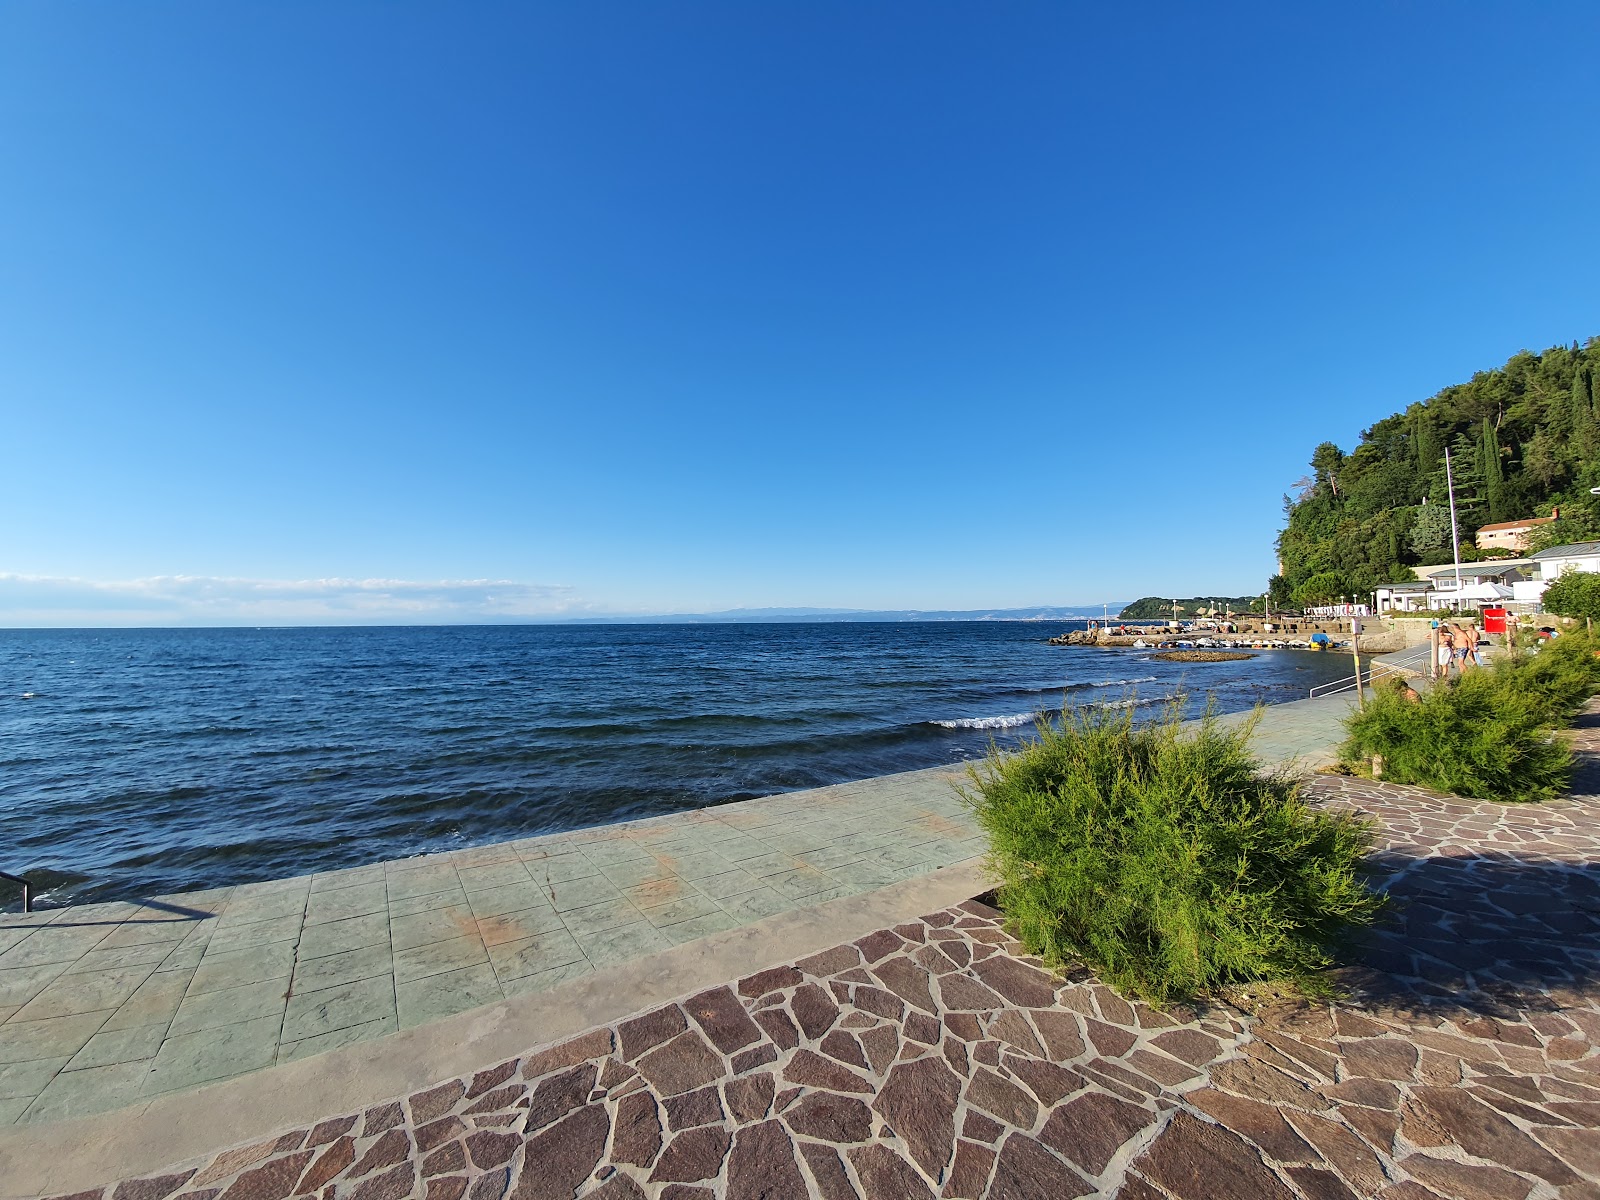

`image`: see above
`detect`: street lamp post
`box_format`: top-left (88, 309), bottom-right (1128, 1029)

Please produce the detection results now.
top-left (1445, 447), bottom-right (1464, 605)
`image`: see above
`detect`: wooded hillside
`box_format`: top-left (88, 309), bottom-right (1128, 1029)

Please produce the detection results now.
top-left (1274, 338), bottom-right (1600, 607)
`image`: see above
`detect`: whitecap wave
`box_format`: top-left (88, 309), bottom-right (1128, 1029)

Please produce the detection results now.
top-left (1092, 694), bottom-right (1179, 710)
top-left (931, 711), bottom-right (1038, 730)
top-left (1081, 675), bottom-right (1158, 689)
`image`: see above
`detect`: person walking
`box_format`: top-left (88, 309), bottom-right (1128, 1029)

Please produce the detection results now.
top-left (1464, 618), bottom-right (1484, 667)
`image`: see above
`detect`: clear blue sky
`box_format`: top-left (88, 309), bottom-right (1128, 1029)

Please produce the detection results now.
top-left (3, 3), bottom-right (1598, 624)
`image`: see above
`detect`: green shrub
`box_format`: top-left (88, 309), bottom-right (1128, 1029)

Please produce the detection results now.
top-left (1513, 632), bottom-right (1600, 723)
top-left (964, 703), bottom-right (1384, 1005)
top-left (1341, 668), bottom-right (1573, 802)
top-left (1542, 569), bottom-right (1600, 622)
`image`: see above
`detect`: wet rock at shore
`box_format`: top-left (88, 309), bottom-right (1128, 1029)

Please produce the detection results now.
top-left (1149, 650), bottom-right (1256, 663)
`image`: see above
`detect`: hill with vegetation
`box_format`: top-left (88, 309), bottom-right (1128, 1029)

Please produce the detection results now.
top-left (1274, 337), bottom-right (1600, 608)
top-left (1120, 596), bottom-right (1263, 620)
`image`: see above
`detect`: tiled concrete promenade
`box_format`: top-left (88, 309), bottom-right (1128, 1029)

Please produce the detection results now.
top-left (0, 689), bottom-right (1364, 1129)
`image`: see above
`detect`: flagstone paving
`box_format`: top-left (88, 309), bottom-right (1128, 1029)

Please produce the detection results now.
top-left (0, 689), bottom-right (1373, 1129)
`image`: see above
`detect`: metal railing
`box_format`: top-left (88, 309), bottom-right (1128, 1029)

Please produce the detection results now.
top-left (1308, 645), bottom-right (1433, 700)
top-left (1, 870), bottom-right (33, 913)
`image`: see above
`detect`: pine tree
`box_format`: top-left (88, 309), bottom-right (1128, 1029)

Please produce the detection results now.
top-left (1410, 500), bottom-right (1452, 555)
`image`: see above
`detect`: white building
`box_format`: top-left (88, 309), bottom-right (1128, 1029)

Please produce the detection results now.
top-left (1531, 541), bottom-right (1600, 578)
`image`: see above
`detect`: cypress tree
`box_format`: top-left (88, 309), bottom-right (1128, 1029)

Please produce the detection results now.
top-left (1481, 418), bottom-right (1505, 522)
top-left (1570, 367), bottom-right (1598, 462)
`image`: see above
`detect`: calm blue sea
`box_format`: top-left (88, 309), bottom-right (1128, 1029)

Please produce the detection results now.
top-left (0, 623), bottom-right (1355, 907)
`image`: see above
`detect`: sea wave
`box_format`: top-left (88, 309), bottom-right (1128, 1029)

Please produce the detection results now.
top-left (931, 712), bottom-right (1038, 730)
top-left (1092, 694), bottom-right (1179, 710)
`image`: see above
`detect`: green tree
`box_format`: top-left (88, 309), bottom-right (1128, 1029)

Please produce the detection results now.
top-left (1479, 418), bottom-right (1505, 522)
top-left (1293, 571), bottom-right (1346, 607)
top-left (1523, 428), bottom-right (1566, 490)
top-left (1542, 569), bottom-right (1600, 622)
top-left (1275, 337), bottom-right (1599, 601)
top-left (1409, 501), bottom-right (1452, 555)
top-left (1310, 443), bottom-right (1345, 499)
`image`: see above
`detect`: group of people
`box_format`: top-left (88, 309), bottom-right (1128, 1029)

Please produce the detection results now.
top-left (1435, 619), bottom-right (1484, 675)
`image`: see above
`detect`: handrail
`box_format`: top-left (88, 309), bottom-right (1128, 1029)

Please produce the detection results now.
top-left (0, 870), bottom-right (33, 913)
top-left (1308, 645), bottom-right (1433, 700)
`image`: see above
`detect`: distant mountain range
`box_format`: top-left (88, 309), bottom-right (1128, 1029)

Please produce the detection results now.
top-left (561, 604), bottom-right (1129, 625)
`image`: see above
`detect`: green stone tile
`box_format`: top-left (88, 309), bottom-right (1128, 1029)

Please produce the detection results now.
top-left (560, 897), bottom-right (644, 938)
top-left (0, 931), bottom-right (32, 958)
top-left (659, 911), bottom-right (741, 944)
top-left (487, 929), bottom-right (584, 982)
top-left (387, 886), bottom-right (468, 918)
top-left (796, 844), bottom-right (867, 871)
top-left (147, 886), bottom-right (236, 914)
top-left (499, 961), bottom-right (591, 998)
top-left (456, 862), bottom-right (532, 894)
top-left (734, 852), bottom-right (803, 879)
top-left (0, 1096), bottom-right (29, 1124)
top-left (212, 892), bottom-right (308, 931)
top-left (0, 925), bottom-right (111, 969)
top-left (142, 1014), bottom-right (280, 1094)
top-left (297, 912), bottom-right (390, 960)
top-left (65, 1023), bottom-right (165, 1071)
top-left (574, 841), bottom-right (651, 868)
top-left (278, 1014), bottom-right (396, 1064)
top-left (203, 913), bottom-right (303, 954)
top-left (714, 835), bottom-right (784, 861)
top-left (281, 974), bottom-right (396, 1043)
top-left (101, 969), bottom-right (194, 1032)
top-left (452, 843), bottom-right (523, 868)
top-left (474, 905), bottom-right (566, 948)
top-left (158, 940), bottom-right (210, 972)
top-left (465, 882), bottom-right (553, 921)
top-left (21, 1059), bottom-right (149, 1123)
top-left (572, 921), bottom-right (671, 969)
top-left (396, 963), bottom-right (503, 1030)
top-left (303, 882), bottom-right (388, 927)
top-left (61, 942), bottom-right (176, 976)
top-left (596, 859), bottom-right (677, 890)
top-left (291, 942), bottom-right (393, 993)
top-left (547, 874), bottom-right (624, 914)
top-left (691, 869), bottom-right (765, 900)
top-left (393, 935), bottom-right (488, 984)
top-left (0, 961), bottom-right (70, 1011)
top-left (167, 979), bottom-right (287, 1038)
top-left (11, 964), bottom-right (157, 1022)
top-left (308, 865), bottom-right (386, 894)
top-left (187, 942), bottom-right (296, 997)
top-left (0, 1011), bottom-right (109, 1068)
top-left (717, 888), bottom-right (798, 923)
top-left (638, 893), bottom-right (722, 928)
top-left (764, 868), bottom-right (839, 902)
top-left (621, 875), bottom-right (703, 913)
top-left (384, 868), bottom-right (461, 901)
top-left (520, 854), bottom-right (600, 885)
top-left (390, 905), bottom-right (479, 953)
top-left (665, 852), bottom-right (740, 881)
top-left (0, 1056), bottom-right (69, 1101)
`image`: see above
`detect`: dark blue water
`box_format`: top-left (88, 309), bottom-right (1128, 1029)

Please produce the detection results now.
top-left (0, 623), bottom-right (1354, 907)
